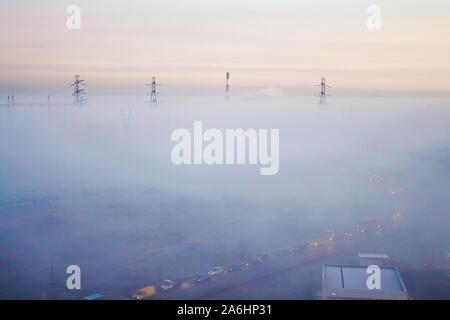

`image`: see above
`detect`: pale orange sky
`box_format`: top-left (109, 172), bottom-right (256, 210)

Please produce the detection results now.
top-left (0, 0), bottom-right (449, 94)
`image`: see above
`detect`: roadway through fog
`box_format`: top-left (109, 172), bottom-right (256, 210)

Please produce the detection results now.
top-left (0, 94), bottom-right (449, 299)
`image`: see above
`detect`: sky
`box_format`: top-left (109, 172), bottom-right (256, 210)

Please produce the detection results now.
top-left (0, 0), bottom-right (449, 95)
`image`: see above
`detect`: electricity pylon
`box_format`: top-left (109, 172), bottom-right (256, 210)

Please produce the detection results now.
top-left (146, 76), bottom-right (157, 105)
top-left (71, 75), bottom-right (86, 105)
top-left (7, 89), bottom-right (14, 105)
top-left (226, 72), bottom-right (230, 99)
top-left (318, 77), bottom-right (331, 104)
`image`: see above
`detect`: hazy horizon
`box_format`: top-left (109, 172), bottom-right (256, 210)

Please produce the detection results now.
top-left (1, 0), bottom-right (449, 96)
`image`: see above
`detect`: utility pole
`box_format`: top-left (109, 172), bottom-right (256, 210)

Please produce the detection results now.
top-left (146, 76), bottom-right (157, 105)
top-left (50, 265), bottom-right (54, 300)
top-left (226, 72), bottom-right (230, 99)
top-left (71, 75), bottom-right (86, 105)
top-left (319, 77), bottom-right (331, 104)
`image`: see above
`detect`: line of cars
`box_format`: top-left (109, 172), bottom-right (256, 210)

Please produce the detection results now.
top-left (132, 175), bottom-right (407, 299)
top-left (152, 252), bottom-right (297, 296)
top-left (131, 227), bottom-right (382, 299)
top-left (149, 255), bottom-right (271, 297)
top-left (132, 226), bottom-right (389, 299)
top-left (131, 240), bottom-right (330, 299)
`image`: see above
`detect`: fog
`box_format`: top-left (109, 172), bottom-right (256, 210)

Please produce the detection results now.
top-left (0, 94), bottom-right (449, 299)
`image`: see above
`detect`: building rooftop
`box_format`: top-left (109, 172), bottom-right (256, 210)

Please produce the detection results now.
top-left (322, 264), bottom-right (408, 300)
top-left (358, 253), bottom-right (389, 259)
top-left (82, 293), bottom-right (104, 300)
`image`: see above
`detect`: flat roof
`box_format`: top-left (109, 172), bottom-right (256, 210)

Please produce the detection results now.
top-left (323, 264), bottom-right (406, 292)
top-left (358, 253), bottom-right (389, 259)
top-left (82, 293), bottom-right (104, 300)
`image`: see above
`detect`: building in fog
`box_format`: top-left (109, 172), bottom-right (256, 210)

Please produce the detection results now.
top-left (322, 264), bottom-right (408, 300)
top-left (358, 253), bottom-right (390, 267)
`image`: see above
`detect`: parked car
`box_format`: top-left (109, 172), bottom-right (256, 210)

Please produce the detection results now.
top-left (82, 293), bottom-right (104, 300)
top-left (208, 266), bottom-right (224, 276)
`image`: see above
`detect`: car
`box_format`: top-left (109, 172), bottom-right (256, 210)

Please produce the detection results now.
top-left (292, 244), bottom-right (307, 254)
top-left (309, 240), bottom-right (320, 247)
top-left (82, 293), bottom-right (104, 300)
top-left (225, 264), bottom-right (242, 272)
top-left (132, 286), bottom-right (156, 300)
top-left (253, 254), bottom-right (269, 264)
top-left (208, 266), bottom-right (224, 276)
top-left (193, 273), bottom-right (211, 283)
top-left (275, 249), bottom-right (292, 256)
top-left (161, 279), bottom-right (182, 290)
top-left (172, 279), bottom-right (182, 288)
top-left (161, 279), bottom-right (174, 290)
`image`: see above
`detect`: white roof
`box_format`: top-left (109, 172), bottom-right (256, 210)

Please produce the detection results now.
top-left (322, 264), bottom-right (408, 300)
top-left (358, 253), bottom-right (389, 259)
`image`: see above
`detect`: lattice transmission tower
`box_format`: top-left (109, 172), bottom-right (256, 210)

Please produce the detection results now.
top-left (226, 72), bottom-right (230, 99)
top-left (146, 76), bottom-right (158, 105)
top-left (71, 75), bottom-right (86, 105)
top-left (318, 77), bottom-right (331, 104)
